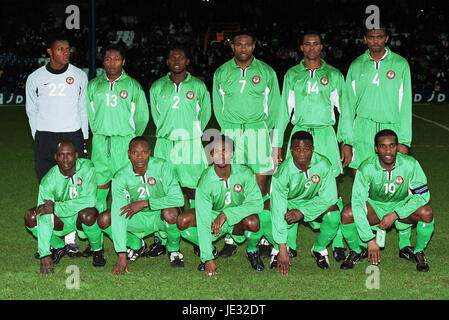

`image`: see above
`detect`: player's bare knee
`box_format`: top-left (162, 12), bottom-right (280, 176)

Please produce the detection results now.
top-left (176, 213), bottom-right (191, 231)
top-left (25, 208), bottom-right (37, 228)
top-left (162, 207), bottom-right (179, 225)
top-left (340, 205), bottom-right (354, 224)
top-left (419, 205), bottom-right (433, 223)
top-left (97, 209), bottom-right (111, 230)
top-left (243, 214), bottom-right (260, 232)
top-left (79, 207), bottom-right (98, 226)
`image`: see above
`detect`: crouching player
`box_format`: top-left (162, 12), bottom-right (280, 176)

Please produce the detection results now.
top-left (25, 141), bottom-right (105, 274)
top-left (340, 129), bottom-right (434, 272)
top-left (271, 131), bottom-right (341, 276)
top-left (102, 137), bottom-right (185, 276)
top-left (176, 135), bottom-right (265, 276)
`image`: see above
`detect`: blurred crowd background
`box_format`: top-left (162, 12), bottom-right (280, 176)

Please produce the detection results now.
top-left (0, 0), bottom-right (448, 96)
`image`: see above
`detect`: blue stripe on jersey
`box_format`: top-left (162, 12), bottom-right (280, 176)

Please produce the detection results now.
top-left (414, 184), bottom-right (429, 194)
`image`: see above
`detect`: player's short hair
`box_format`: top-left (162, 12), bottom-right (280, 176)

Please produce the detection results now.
top-left (232, 29), bottom-right (255, 43)
top-left (56, 141), bottom-right (76, 152)
top-left (46, 32), bottom-right (70, 49)
top-left (365, 23), bottom-right (389, 36)
top-left (166, 43), bottom-right (190, 60)
top-left (129, 136), bottom-right (150, 150)
top-left (302, 30), bottom-right (322, 44)
top-left (290, 131), bottom-right (314, 146)
top-left (374, 129), bottom-right (398, 146)
top-left (102, 43), bottom-right (126, 60)
top-left (211, 135), bottom-right (235, 153)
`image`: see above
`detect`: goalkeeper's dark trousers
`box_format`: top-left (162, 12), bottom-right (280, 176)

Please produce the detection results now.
top-left (34, 129), bottom-right (86, 182)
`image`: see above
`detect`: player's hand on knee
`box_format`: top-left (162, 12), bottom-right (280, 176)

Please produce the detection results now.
top-left (211, 212), bottom-right (227, 236)
top-left (379, 212), bottom-right (397, 230)
top-left (205, 260), bottom-right (217, 277)
top-left (120, 200), bottom-right (148, 219)
top-left (40, 256), bottom-right (55, 274)
top-left (111, 254), bottom-right (129, 276)
top-left (285, 209), bottom-right (303, 224)
top-left (367, 239), bottom-right (381, 265)
top-left (37, 200), bottom-right (54, 215)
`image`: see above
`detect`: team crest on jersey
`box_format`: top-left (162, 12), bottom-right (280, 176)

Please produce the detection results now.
top-left (311, 175), bottom-right (320, 183)
top-left (386, 70), bottom-right (396, 79)
top-left (395, 176), bottom-right (404, 185)
top-left (252, 75), bottom-right (261, 84)
top-left (77, 177), bottom-right (83, 186)
top-left (66, 76), bottom-right (74, 85)
top-left (320, 77), bottom-right (329, 86)
top-left (233, 184), bottom-right (243, 193)
top-left (147, 177), bottom-right (156, 186)
top-left (119, 90), bottom-right (128, 99)
top-left (186, 91), bottom-right (195, 100)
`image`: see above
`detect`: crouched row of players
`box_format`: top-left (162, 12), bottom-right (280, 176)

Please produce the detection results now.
top-left (25, 129), bottom-right (433, 276)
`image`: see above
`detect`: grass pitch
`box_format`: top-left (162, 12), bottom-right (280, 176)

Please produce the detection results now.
top-left (0, 104), bottom-right (448, 301)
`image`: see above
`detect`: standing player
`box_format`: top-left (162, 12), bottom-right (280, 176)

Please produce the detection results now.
top-left (212, 29), bottom-right (284, 257)
top-left (102, 137), bottom-right (185, 275)
top-left (339, 130), bottom-right (433, 272)
top-left (278, 31), bottom-right (351, 262)
top-left (25, 32), bottom-right (89, 256)
top-left (86, 44), bottom-right (149, 217)
top-left (271, 131), bottom-right (341, 276)
top-left (176, 135), bottom-right (265, 276)
top-left (147, 44), bottom-right (211, 258)
top-left (24, 141), bottom-right (105, 273)
top-left (341, 25), bottom-right (413, 256)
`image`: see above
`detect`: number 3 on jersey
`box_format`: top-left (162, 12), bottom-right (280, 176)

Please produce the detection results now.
top-left (225, 191), bottom-right (231, 205)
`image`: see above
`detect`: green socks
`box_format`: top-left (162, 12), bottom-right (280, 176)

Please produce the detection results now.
top-left (415, 219), bottom-right (434, 253)
top-left (341, 222), bottom-right (362, 254)
top-left (81, 222), bottom-right (103, 251)
top-left (96, 188), bottom-right (109, 213)
top-left (313, 210), bottom-right (340, 252)
top-left (398, 227), bottom-right (412, 249)
top-left (165, 222), bottom-right (181, 252)
top-left (180, 227), bottom-right (199, 246)
top-left (245, 228), bottom-right (263, 252)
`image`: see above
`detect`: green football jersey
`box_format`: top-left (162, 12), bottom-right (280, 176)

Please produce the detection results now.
top-left (86, 70), bottom-right (149, 136)
top-left (352, 153), bottom-right (430, 242)
top-left (342, 47), bottom-right (412, 146)
top-left (149, 72), bottom-right (211, 140)
top-left (279, 59), bottom-right (351, 144)
top-left (212, 57), bottom-right (285, 147)
top-left (110, 157), bottom-right (184, 253)
top-left (195, 164), bottom-right (264, 262)
top-left (271, 153), bottom-right (338, 244)
top-left (36, 158), bottom-right (96, 257)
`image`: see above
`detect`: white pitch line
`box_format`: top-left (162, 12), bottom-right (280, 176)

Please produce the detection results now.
top-left (413, 113), bottom-right (449, 132)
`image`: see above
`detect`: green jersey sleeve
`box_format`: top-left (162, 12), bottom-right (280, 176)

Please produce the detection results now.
top-left (111, 172), bottom-right (131, 253)
top-left (351, 167), bottom-right (376, 242)
top-left (394, 160), bottom-right (429, 219)
top-left (148, 161), bottom-right (185, 211)
top-left (36, 181), bottom-right (56, 258)
top-left (270, 165), bottom-right (290, 244)
top-left (195, 175), bottom-right (216, 263)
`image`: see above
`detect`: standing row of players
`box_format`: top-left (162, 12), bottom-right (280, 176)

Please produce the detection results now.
top-left (24, 26), bottom-right (433, 275)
